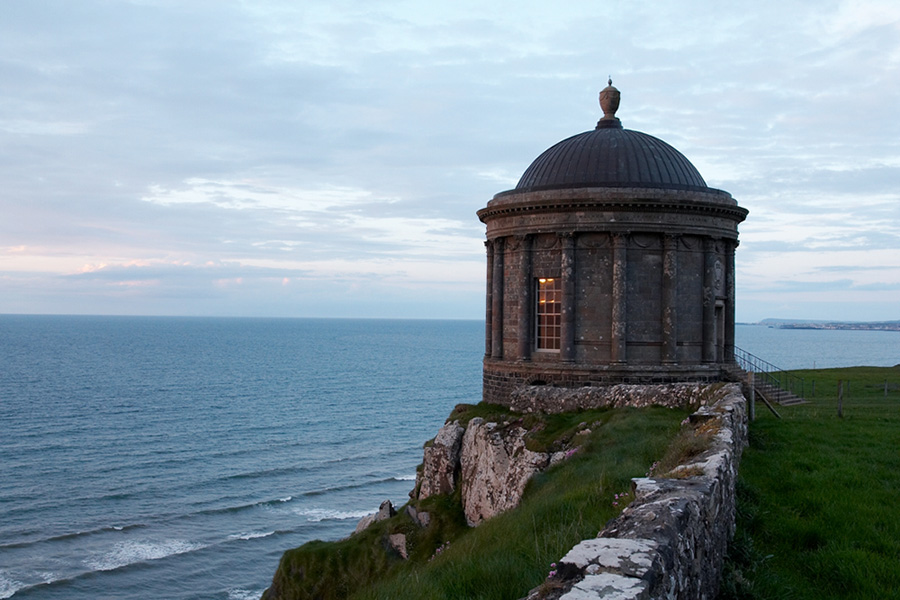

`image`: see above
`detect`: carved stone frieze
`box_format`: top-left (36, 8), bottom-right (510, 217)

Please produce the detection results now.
top-left (630, 232), bottom-right (660, 249)
top-left (578, 232), bottom-right (610, 249)
top-left (534, 233), bottom-right (561, 250)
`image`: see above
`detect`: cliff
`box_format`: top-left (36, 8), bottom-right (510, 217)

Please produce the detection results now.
top-left (262, 383), bottom-right (747, 600)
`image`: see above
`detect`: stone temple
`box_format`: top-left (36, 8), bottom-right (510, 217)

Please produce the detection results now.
top-left (478, 81), bottom-right (749, 405)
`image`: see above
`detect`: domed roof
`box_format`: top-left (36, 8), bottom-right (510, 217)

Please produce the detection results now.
top-left (516, 127), bottom-right (708, 191)
top-left (515, 81), bottom-right (708, 192)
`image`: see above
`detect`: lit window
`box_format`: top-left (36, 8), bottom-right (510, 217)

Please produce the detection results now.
top-left (536, 277), bottom-right (561, 351)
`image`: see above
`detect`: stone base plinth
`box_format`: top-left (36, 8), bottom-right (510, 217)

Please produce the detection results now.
top-left (483, 358), bottom-right (732, 409)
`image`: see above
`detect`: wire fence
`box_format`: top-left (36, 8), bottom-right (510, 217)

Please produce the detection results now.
top-left (733, 346), bottom-right (900, 413)
top-left (733, 347), bottom-right (900, 402)
top-left (805, 378), bottom-right (900, 399)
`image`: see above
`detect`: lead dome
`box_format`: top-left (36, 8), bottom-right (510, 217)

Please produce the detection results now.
top-left (516, 128), bottom-right (708, 191)
top-left (517, 80), bottom-right (708, 192)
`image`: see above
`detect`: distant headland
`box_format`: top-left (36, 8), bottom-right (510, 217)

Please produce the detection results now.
top-left (741, 319), bottom-right (900, 332)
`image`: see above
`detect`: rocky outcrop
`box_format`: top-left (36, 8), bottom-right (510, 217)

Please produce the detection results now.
top-left (412, 417), bottom-right (558, 527)
top-left (416, 420), bottom-right (465, 500)
top-left (388, 533), bottom-right (408, 560)
top-left (522, 383), bottom-right (747, 600)
top-left (459, 418), bottom-right (551, 526)
top-left (353, 499), bottom-right (396, 535)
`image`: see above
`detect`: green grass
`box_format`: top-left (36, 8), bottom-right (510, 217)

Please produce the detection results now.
top-left (720, 366), bottom-right (900, 600)
top-left (265, 404), bottom-right (694, 600)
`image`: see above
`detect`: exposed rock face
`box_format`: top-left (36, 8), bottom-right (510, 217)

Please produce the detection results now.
top-left (412, 417), bottom-right (554, 527)
top-left (353, 514), bottom-right (376, 535)
top-left (405, 504), bottom-right (431, 528)
top-left (459, 418), bottom-right (550, 526)
top-left (388, 533), bottom-right (408, 560)
top-left (353, 499), bottom-right (396, 535)
top-left (376, 499), bottom-right (396, 520)
top-left (416, 420), bottom-right (465, 500)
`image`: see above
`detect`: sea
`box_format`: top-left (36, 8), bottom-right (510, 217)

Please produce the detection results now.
top-left (1, 316), bottom-right (897, 600)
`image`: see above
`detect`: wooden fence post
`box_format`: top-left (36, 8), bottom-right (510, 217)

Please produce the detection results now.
top-left (838, 380), bottom-right (844, 419)
top-left (747, 371), bottom-right (756, 421)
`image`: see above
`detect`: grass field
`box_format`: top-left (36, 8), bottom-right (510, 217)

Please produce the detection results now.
top-left (720, 366), bottom-right (900, 600)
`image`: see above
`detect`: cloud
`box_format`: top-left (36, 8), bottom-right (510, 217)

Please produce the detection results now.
top-left (1, 0), bottom-right (898, 320)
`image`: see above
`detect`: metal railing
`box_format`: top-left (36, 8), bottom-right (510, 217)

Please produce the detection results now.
top-left (733, 346), bottom-right (806, 401)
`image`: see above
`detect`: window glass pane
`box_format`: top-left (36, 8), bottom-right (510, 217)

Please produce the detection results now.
top-left (536, 277), bottom-right (561, 351)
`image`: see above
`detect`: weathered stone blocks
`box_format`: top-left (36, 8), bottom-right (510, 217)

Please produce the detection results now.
top-left (509, 382), bottom-right (715, 414)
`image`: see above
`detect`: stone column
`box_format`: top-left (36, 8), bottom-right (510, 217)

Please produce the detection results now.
top-left (491, 237), bottom-right (505, 359)
top-left (702, 237), bottom-right (717, 363)
top-left (724, 239), bottom-right (736, 362)
top-left (484, 240), bottom-right (493, 358)
top-left (611, 232), bottom-right (627, 363)
top-left (560, 232), bottom-right (576, 362)
top-left (662, 234), bottom-right (679, 364)
top-left (517, 235), bottom-right (533, 361)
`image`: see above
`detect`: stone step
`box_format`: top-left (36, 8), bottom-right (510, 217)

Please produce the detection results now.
top-left (754, 381), bottom-right (807, 406)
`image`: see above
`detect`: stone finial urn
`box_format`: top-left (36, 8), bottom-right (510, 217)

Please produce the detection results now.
top-left (598, 78), bottom-right (621, 126)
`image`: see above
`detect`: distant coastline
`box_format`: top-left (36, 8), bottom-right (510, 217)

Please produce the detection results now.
top-left (739, 318), bottom-right (900, 332)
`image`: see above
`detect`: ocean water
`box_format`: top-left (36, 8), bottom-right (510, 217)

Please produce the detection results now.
top-left (734, 323), bottom-right (899, 370)
top-left (0, 316), bottom-right (482, 600)
top-left (2, 316), bottom-right (896, 600)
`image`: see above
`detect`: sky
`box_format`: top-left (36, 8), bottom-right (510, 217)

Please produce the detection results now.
top-left (2, 1), bottom-right (899, 322)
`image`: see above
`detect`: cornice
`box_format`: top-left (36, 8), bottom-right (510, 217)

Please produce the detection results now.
top-left (477, 192), bottom-right (748, 224)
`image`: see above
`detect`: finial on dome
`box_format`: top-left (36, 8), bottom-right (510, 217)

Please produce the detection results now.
top-left (597, 77), bottom-right (622, 129)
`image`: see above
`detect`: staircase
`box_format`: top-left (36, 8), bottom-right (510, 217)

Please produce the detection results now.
top-left (729, 347), bottom-right (807, 406)
top-left (752, 379), bottom-right (806, 406)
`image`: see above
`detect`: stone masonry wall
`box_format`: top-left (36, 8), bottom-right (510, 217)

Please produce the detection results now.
top-left (482, 363), bottom-right (726, 409)
top-left (523, 383), bottom-right (748, 600)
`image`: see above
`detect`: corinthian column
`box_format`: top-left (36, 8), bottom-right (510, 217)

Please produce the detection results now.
top-left (702, 237), bottom-right (717, 363)
top-left (725, 239), bottom-right (736, 362)
top-left (560, 232), bottom-right (576, 362)
top-left (491, 237), bottom-right (505, 359)
top-left (517, 235), bottom-right (533, 361)
top-left (484, 240), bottom-right (493, 358)
top-left (611, 232), bottom-right (627, 363)
top-left (662, 234), bottom-right (678, 364)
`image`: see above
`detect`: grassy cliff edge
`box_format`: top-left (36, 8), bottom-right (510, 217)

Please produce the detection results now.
top-left (262, 402), bottom-right (699, 600)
